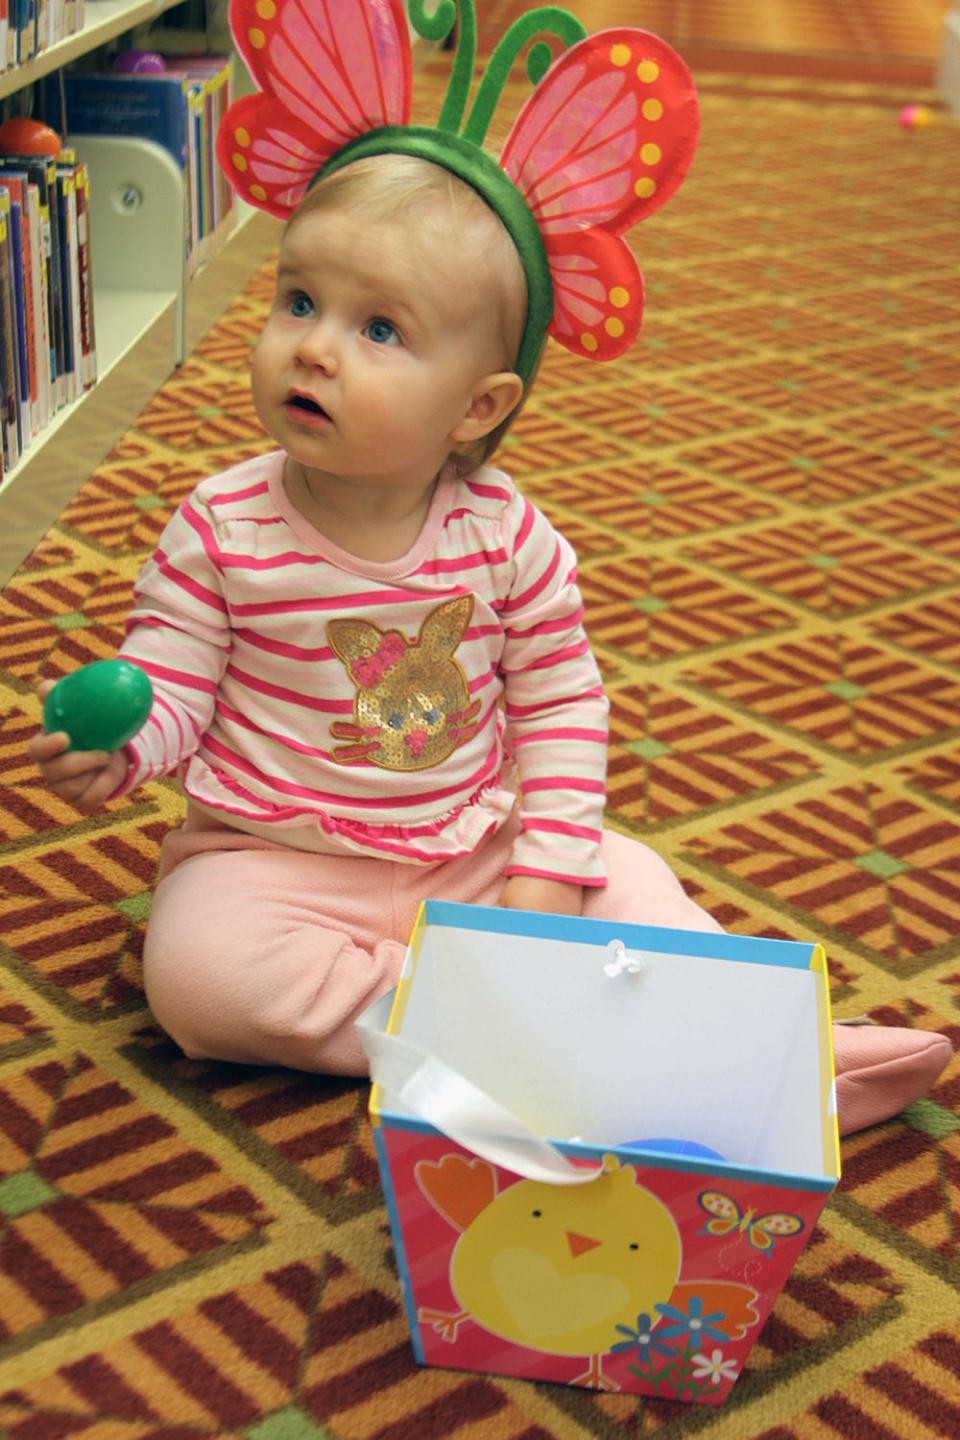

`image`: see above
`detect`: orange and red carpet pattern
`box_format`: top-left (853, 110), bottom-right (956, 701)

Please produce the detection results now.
top-left (479, 0), bottom-right (954, 83)
top-left (1, 53), bottom-right (960, 1440)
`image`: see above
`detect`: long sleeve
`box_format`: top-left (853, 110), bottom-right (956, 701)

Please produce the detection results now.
top-left (114, 489), bottom-right (231, 795)
top-left (499, 494), bottom-right (609, 886)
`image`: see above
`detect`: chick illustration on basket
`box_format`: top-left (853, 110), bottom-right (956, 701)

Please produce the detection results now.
top-left (415, 1152), bottom-right (761, 1390)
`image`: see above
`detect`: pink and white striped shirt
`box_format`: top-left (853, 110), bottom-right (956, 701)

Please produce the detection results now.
top-left (118, 450), bottom-right (609, 885)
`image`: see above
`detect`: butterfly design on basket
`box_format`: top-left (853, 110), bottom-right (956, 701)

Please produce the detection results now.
top-left (217, 0), bottom-right (699, 368)
top-left (698, 1190), bottom-right (805, 1256)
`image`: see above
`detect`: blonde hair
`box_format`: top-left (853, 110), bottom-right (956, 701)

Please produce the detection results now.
top-left (287, 153), bottom-right (534, 472)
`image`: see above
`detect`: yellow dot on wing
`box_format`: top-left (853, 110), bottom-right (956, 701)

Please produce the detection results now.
top-left (637, 59), bottom-right (660, 82)
top-left (248, 27), bottom-right (266, 47)
top-left (641, 143), bottom-right (662, 164)
top-left (582, 333), bottom-right (599, 352)
top-left (235, 127), bottom-right (251, 147)
top-left (609, 287), bottom-right (629, 308)
top-left (233, 154), bottom-right (248, 171)
top-left (610, 44), bottom-right (631, 66)
top-left (634, 177), bottom-right (657, 198)
top-left (642, 98), bottom-right (664, 121)
top-left (605, 317), bottom-right (625, 338)
top-left (250, 184), bottom-right (267, 201)
top-left (256, 0), bottom-right (276, 14)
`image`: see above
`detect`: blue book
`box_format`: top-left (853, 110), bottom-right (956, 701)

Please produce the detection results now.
top-left (42, 71), bottom-right (189, 171)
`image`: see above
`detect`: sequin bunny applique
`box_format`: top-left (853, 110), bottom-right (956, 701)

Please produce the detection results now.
top-left (328, 595), bottom-right (481, 770)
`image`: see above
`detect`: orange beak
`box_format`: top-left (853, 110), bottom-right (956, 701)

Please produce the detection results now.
top-left (566, 1229), bottom-right (602, 1259)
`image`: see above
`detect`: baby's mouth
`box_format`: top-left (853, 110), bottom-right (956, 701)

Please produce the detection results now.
top-left (287, 392), bottom-right (331, 422)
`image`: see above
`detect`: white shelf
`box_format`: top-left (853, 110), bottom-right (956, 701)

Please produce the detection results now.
top-left (95, 285), bottom-right (179, 374)
top-left (0, 0), bottom-right (188, 101)
top-left (0, 204), bottom-right (278, 587)
top-left (0, 287), bottom-right (176, 483)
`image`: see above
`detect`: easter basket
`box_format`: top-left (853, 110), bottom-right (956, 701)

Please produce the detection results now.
top-left (357, 900), bottom-right (840, 1405)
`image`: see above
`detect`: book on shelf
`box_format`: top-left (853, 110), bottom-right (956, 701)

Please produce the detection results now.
top-left (74, 161), bottom-right (95, 392)
top-left (2, 182), bottom-right (33, 450)
top-left (0, 196), bottom-right (20, 470)
top-left (42, 56), bottom-right (236, 274)
top-left (0, 150), bottom-right (96, 470)
top-left (0, 0), bottom-right (82, 69)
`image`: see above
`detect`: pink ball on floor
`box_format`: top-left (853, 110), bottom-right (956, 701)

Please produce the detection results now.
top-left (898, 104), bottom-right (933, 130)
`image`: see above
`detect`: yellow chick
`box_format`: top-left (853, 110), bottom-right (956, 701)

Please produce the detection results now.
top-left (417, 1153), bottom-right (682, 1387)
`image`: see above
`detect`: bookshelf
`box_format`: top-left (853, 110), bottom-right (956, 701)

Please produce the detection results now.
top-left (0, 0), bottom-right (281, 587)
top-left (0, 0), bottom-right (188, 100)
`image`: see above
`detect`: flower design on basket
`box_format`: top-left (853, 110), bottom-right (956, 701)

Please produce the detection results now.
top-left (216, 0), bottom-right (699, 379)
top-left (690, 1347), bottom-right (739, 1387)
top-left (653, 1294), bottom-right (730, 1352)
top-left (610, 1311), bottom-right (675, 1362)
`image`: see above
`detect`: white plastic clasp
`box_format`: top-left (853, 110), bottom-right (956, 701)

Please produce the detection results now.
top-left (603, 939), bottom-right (646, 979)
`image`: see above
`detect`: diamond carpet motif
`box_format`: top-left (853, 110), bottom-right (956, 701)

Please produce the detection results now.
top-left (684, 636), bottom-right (960, 759)
top-left (1, 45), bottom-right (958, 1440)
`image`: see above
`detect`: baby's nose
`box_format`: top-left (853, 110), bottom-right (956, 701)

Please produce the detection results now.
top-left (297, 319), bottom-right (340, 372)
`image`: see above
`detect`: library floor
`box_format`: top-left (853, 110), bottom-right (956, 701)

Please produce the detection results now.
top-left (1, 9), bottom-right (960, 1440)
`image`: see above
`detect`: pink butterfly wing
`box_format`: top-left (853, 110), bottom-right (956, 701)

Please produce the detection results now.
top-left (220, 0), bottom-right (411, 215)
top-left (500, 27), bottom-right (698, 236)
top-left (499, 28), bottom-right (698, 358)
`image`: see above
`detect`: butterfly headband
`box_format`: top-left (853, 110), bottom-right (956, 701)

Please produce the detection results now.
top-left (217, 0), bottom-right (700, 382)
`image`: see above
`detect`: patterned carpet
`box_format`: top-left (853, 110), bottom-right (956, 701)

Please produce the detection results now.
top-left (2, 53), bottom-right (960, 1440)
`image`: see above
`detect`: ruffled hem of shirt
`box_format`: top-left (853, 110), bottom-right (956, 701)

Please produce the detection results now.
top-left (180, 759), bottom-right (519, 863)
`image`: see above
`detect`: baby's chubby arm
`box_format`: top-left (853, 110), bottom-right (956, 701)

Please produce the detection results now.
top-left (112, 487), bottom-right (230, 790)
top-left (498, 874), bottom-right (583, 916)
top-left (497, 492), bottom-right (608, 891)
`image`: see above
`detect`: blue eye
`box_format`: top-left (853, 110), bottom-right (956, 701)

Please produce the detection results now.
top-left (288, 292), bottom-right (314, 319)
top-left (365, 317), bottom-right (400, 346)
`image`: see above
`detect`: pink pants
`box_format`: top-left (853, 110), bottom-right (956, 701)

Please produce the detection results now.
top-left (144, 808), bottom-right (722, 1074)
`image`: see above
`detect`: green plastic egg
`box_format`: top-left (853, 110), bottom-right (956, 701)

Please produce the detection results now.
top-left (43, 660), bottom-right (153, 752)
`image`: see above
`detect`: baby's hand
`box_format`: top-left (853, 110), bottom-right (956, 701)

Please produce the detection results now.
top-left (28, 681), bottom-right (130, 812)
top-left (498, 875), bottom-right (584, 917)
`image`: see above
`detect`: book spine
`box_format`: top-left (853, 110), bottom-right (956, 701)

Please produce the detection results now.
top-left (9, 199), bottom-right (32, 447)
top-left (74, 163), bottom-right (95, 391)
top-left (41, 159), bottom-right (64, 412)
top-left (54, 171), bottom-right (74, 405)
top-left (0, 202), bottom-right (20, 470)
top-left (64, 170), bottom-right (82, 404)
top-left (13, 192), bottom-right (37, 437)
top-left (26, 185), bottom-right (49, 432)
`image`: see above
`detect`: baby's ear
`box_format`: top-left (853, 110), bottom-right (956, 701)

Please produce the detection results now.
top-left (449, 371), bottom-right (524, 444)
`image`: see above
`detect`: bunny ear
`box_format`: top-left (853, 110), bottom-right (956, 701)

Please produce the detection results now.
top-left (499, 27), bottom-right (699, 239)
top-left (548, 230), bottom-right (644, 360)
top-left (222, 0), bottom-right (412, 217)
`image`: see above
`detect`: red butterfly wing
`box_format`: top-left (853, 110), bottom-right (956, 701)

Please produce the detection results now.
top-left (547, 230), bottom-right (644, 360)
top-left (220, 0), bottom-right (411, 216)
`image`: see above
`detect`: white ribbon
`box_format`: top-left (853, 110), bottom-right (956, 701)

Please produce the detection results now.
top-left (357, 991), bottom-right (602, 1186)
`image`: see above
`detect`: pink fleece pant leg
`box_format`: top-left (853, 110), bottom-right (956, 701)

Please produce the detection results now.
top-left (144, 835), bottom-right (407, 1074)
